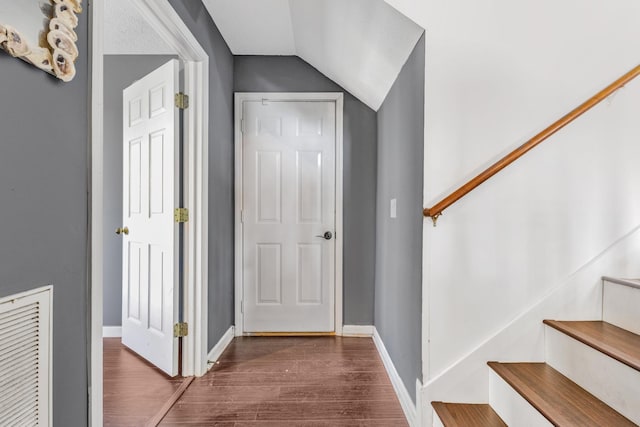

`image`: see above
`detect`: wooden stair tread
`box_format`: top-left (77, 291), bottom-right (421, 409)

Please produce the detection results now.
top-left (488, 362), bottom-right (635, 426)
top-left (544, 320), bottom-right (640, 371)
top-left (432, 402), bottom-right (506, 427)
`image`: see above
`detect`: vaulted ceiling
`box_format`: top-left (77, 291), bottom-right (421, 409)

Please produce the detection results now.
top-left (104, 0), bottom-right (423, 111)
top-left (202, 0), bottom-right (424, 111)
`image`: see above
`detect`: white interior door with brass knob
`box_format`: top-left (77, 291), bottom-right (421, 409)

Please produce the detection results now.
top-left (239, 96), bottom-right (341, 333)
top-left (121, 59), bottom-right (180, 376)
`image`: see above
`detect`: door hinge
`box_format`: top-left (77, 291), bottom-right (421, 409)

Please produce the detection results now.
top-left (173, 322), bottom-right (188, 337)
top-left (174, 208), bottom-right (189, 223)
top-left (240, 118), bottom-right (245, 134)
top-left (240, 301), bottom-right (243, 313)
top-left (175, 92), bottom-right (189, 109)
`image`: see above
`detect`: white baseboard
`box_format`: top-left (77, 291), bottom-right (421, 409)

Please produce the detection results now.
top-left (342, 325), bottom-right (374, 337)
top-left (102, 326), bottom-right (122, 338)
top-left (373, 327), bottom-right (417, 426)
top-left (433, 410), bottom-right (445, 427)
top-left (207, 326), bottom-right (235, 369)
top-left (415, 379), bottom-right (424, 427)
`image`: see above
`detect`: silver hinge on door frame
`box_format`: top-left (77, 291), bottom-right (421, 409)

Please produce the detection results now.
top-left (175, 92), bottom-right (189, 109)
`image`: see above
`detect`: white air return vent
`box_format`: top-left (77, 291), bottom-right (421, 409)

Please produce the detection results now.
top-left (0, 286), bottom-right (52, 426)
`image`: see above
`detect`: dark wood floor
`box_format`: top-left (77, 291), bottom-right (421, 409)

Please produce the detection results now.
top-left (160, 336), bottom-right (408, 426)
top-left (103, 338), bottom-right (186, 427)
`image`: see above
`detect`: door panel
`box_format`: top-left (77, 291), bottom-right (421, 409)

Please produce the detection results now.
top-left (256, 151), bottom-right (282, 223)
top-left (122, 59), bottom-right (180, 376)
top-left (297, 243), bottom-right (322, 304)
top-left (149, 132), bottom-right (166, 214)
top-left (257, 244), bottom-right (282, 304)
top-left (127, 242), bottom-right (143, 321)
top-left (297, 151), bottom-right (323, 223)
top-left (242, 100), bottom-right (336, 332)
top-left (148, 245), bottom-right (165, 332)
top-left (128, 138), bottom-right (142, 216)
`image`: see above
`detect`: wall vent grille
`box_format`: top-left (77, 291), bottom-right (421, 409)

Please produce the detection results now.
top-left (0, 286), bottom-right (52, 426)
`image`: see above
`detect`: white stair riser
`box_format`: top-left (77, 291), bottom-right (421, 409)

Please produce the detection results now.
top-left (432, 412), bottom-right (445, 427)
top-left (603, 282), bottom-right (640, 335)
top-left (489, 370), bottom-right (553, 427)
top-left (545, 326), bottom-right (640, 424)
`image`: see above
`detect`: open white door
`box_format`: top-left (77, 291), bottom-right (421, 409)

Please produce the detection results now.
top-left (121, 59), bottom-right (180, 376)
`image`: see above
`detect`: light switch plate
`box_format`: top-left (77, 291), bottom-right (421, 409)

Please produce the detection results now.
top-left (390, 198), bottom-right (397, 218)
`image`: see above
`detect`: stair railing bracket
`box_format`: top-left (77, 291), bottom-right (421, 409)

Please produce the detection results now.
top-left (430, 212), bottom-right (441, 227)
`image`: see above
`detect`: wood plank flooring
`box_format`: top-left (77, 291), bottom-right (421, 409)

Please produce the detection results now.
top-left (161, 336), bottom-right (408, 426)
top-left (103, 338), bottom-right (187, 427)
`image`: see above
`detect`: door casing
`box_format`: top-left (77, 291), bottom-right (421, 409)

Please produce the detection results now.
top-left (234, 92), bottom-right (344, 336)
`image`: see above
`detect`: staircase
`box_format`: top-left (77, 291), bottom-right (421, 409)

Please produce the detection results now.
top-left (432, 277), bottom-right (640, 426)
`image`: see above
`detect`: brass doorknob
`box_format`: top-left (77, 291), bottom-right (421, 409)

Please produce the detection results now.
top-left (115, 226), bottom-right (129, 235)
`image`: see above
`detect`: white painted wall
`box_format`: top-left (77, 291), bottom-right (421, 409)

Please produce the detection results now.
top-left (426, 72), bottom-right (640, 377)
top-left (378, 0), bottom-right (640, 418)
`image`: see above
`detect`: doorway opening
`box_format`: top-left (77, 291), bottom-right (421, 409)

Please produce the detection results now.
top-left (90, 0), bottom-right (209, 425)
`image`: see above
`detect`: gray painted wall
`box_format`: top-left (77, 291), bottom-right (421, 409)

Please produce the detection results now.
top-left (234, 56), bottom-right (378, 325)
top-left (374, 34), bottom-right (425, 402)
top-left (103, 55), bottom-right (178, 327)
top-left (169, 0), bottom-right (235, 349)
top-left (0, 12), bottom-right (89, 426)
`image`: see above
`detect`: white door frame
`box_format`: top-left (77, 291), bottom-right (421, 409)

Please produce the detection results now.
top-left (90, 1), bottom-right (209, 425)
top-left (234, 92), bottom-right (344, 336)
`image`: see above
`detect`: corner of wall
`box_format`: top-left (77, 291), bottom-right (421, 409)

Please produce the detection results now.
top-left (373, 327), bottom-right (418, 426)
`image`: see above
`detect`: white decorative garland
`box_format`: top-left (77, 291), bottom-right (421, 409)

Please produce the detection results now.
top-left (0, 0), bottom-right (82, 82)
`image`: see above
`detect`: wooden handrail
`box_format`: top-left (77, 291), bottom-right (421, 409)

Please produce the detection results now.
top-left (424, 64), bottom-right (640, 225)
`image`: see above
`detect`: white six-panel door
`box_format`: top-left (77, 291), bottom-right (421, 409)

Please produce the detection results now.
top-left (241, 100), bottom-right (337, 332)
top-left (121, 60), bottom-right (180, 376)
